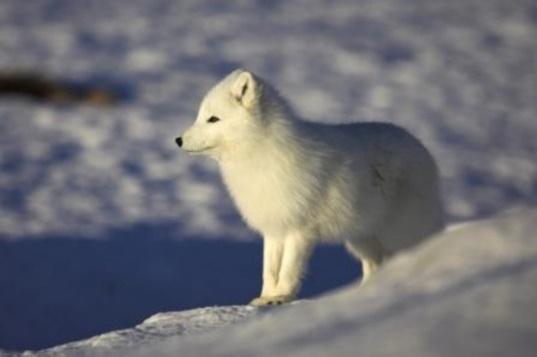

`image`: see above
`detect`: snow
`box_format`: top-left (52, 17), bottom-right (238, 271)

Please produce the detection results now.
top-left (0, 0), bottom-right (536, 354)
top-left (0, 236), bottom-right (356, 351)
top-left (16, 306), bottom-right (258, 356)
top-left (132, 207), bottom-right (537, 357)
top-left (1, 0), bottom-right (535, 238)
top-left (12, 206), bottom-right (537, 356)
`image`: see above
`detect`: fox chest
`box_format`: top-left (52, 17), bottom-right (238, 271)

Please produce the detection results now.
top-left (220, 163), bottom-right (306, 235)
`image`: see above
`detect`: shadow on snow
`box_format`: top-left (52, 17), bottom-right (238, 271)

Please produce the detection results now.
top-left (0, 223), bottom-right (359, 351)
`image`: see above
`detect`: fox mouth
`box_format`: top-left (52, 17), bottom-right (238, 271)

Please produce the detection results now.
top-left (184, 146), bottom-right (216, 154)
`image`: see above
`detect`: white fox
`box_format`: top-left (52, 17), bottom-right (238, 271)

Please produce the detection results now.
top-left (176, 70), bottom-right (444, 305)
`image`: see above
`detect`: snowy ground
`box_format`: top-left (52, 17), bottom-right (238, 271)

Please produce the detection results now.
top-left (129, 207), bottom-right (537, 357)
top-left (10, 207), bottom-right (537, 356)
top-left (22, 305), bottom-right (260, 356)
top-left (0, 0), bottom-right (536, 353)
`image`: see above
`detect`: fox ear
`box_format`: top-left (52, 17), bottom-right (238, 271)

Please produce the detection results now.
top-left (230, 71), bottom-right (257, 108)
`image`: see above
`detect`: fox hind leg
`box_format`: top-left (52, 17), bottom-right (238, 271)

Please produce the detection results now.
top-left (345, 237), bottom-right (388, 283)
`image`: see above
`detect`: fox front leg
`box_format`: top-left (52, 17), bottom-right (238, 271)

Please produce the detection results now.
top-left (250, 232), bottom-right (314, 306)
top-left (250, 237), bottom-right (284, 306)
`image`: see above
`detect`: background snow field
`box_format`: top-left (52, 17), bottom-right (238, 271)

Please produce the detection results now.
top-left (0, 0), bottom-right (536, 353)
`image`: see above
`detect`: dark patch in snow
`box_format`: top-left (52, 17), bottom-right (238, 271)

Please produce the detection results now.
top-left (378, 44), bottom-right (415, 64)
top-left (0, 71), bottom-right (133, 106)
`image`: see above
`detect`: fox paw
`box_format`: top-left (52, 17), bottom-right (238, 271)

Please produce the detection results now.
top-left (249, 295), bottom-right (294, 306)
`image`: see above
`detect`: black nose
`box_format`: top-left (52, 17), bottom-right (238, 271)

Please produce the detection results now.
top-left (175, 137), bottom-right (182, 148)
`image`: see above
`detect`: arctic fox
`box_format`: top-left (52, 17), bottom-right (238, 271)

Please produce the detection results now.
top-left (176, 70), bottom-right (444, 305)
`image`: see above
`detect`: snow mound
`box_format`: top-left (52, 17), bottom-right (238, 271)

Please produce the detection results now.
top-left (17, 306), bottom-right (258, 356)
top-left (133, 207), bottom-right (537, 357)
top-left (15, 206), bottom-right (537, 356)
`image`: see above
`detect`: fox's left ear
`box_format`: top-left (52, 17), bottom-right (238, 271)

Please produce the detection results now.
top-left (230, 71), bottom-right (257, 108)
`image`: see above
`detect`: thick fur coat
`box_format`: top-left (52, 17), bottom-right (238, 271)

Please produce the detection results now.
top-left (177, 70), bottom-right (444, 305)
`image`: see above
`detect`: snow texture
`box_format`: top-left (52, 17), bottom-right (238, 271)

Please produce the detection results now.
top-left (12, 306), bottom-right (258, 356)
top-left (0, 0), bottom-right (536, 353)
top-left (0, 0), bottom-right (535, 238)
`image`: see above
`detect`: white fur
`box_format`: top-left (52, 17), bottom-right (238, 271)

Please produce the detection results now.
top-left (180, 69), bottom-right (445, 305)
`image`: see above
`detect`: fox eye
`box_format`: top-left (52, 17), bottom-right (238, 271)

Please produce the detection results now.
top-left (207, 116), bottom-right (220, 123)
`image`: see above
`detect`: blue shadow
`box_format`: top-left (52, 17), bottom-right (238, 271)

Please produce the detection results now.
top-left (0, 223), bottom-right (359, 351)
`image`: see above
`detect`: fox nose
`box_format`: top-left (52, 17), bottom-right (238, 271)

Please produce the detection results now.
top-left (175, 137), bottom-right (183, 148)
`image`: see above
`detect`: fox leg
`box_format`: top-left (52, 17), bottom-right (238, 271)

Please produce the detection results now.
top-left (251, 232), bottom-right (314, 306)
top-left (250, 237), bottom-right (284, 305)
top-left (345, 237), bottom-right (387, 283)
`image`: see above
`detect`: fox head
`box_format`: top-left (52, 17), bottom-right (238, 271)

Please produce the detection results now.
top-left (176, 69), bottom-right (273, 160)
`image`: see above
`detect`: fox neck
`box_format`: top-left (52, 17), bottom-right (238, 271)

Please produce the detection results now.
top-left (223, 115), bottom-right (300, 161)
top-left (220, 91), bottom-right (302, 162)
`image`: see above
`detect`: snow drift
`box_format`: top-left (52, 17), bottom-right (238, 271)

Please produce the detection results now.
top-left (17, 207), bottom-right (537, 356)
